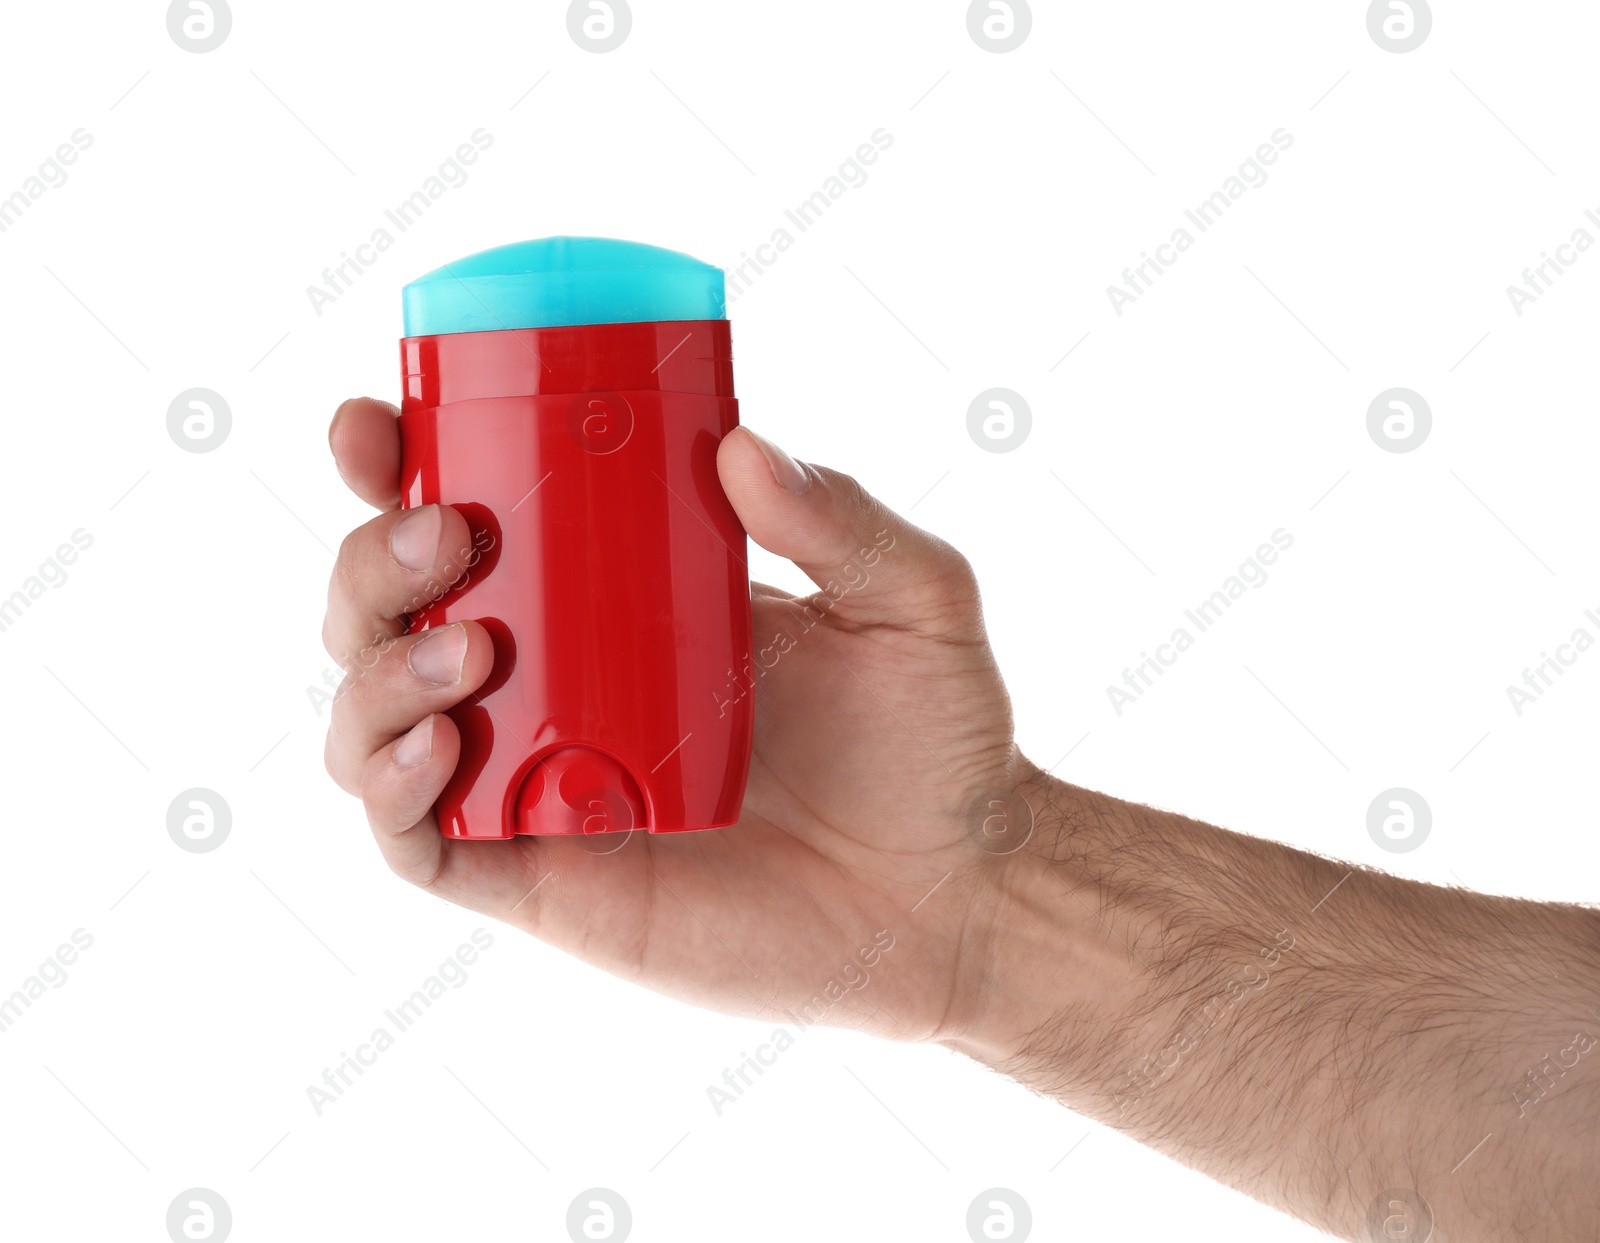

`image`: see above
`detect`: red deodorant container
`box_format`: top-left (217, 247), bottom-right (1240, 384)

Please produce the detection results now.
top-left (397, 237), bottom-right (752, 838)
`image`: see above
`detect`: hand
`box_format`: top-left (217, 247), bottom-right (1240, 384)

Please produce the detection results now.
top-left (324, 398), bottom-right (1600, 1242)
top-left (322, 396), bottom-right (1035, 1043)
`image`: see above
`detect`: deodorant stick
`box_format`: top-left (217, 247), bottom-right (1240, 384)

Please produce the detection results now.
top-left (397, 237), bottom-right (753, 838)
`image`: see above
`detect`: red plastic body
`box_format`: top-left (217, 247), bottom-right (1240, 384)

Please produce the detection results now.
top-left (397, 319), bottom-right (752, 838)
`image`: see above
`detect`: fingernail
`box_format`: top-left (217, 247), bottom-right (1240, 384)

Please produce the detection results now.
top-left (409, 624), bottom-right (466, 684)
top-left (390, 506), bottom-right (442, 572)
top-left (395, 715), bottom-right (435, 767)
top-left (746, 428), bottom-right (812, 495)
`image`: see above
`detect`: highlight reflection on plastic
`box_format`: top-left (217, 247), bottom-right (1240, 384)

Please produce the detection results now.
top-left (397, 238), bottom-right (753, 838)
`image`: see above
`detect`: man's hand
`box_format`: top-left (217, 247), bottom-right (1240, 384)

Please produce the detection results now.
top-left (322, 395), bottom-right (1600, 1242)
top-left (322, 395), bottom-right (1034, 1044)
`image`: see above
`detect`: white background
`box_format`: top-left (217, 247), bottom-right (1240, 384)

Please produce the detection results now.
top-left (1, 1), bottom-right (1596, 1239)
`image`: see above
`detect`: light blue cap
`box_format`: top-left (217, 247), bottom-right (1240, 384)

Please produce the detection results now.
top-left (402, 236), bottom-right (726, 336)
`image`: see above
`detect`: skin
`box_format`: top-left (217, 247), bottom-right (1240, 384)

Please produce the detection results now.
top-left (325, 396), bottom-right (1599, 1242)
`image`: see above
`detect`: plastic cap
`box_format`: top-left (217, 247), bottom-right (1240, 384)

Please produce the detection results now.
top-left (402, 236), bottom-right (726, 337)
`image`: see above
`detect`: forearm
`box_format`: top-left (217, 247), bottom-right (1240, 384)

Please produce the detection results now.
top-left (946, 770), bottom-right (1600, 1240)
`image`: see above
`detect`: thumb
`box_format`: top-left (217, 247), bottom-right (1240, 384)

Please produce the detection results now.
top-left (717, 425), bottom-right (983, 641)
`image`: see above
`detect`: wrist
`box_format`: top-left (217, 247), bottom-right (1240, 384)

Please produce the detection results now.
top-left (939, 769), bottom-right (1150, 1079)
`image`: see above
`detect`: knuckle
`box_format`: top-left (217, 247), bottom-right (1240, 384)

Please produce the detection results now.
top-left (942, 545), bottom-right (980, 591)
top-left (329, 535), bottom-right (365, 621)
top-left (335, 524), bottom-right (368, 581)
top-left (328, 669), bottom-right (397, 759)
top-left (928, 542), bottom-right (981, 609)
top-left (836, 470), bottom-right (878, 527)
top-left (330, 647), bottom-right (392, 722)
top-left (323, 726), bottom-right (359, 795)
top-left (353, 627), bottom-right (402, 679)
top-left (820, 468), bottom-right (888, 559)
top-left (320, 612), bottom-right (340, 663)
top-left (328, 663), bottom-right (366, 723)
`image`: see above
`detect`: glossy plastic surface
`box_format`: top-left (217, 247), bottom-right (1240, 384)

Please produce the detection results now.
top-left (398, 318), bottom-right (753, 838)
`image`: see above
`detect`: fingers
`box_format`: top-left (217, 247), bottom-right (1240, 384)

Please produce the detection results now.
top-left (325, 394), bottom-right (518, 900)
top-left (330, 397), bottom-right (403, 511)
top-left (717, 426), bottom-right (984, 641)
top-left (324, 621), bottom-right (494, 795)
top-left (359, 713), bottom-right (458, 888)
top-left (323, 503), bottom-right (479, 667)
